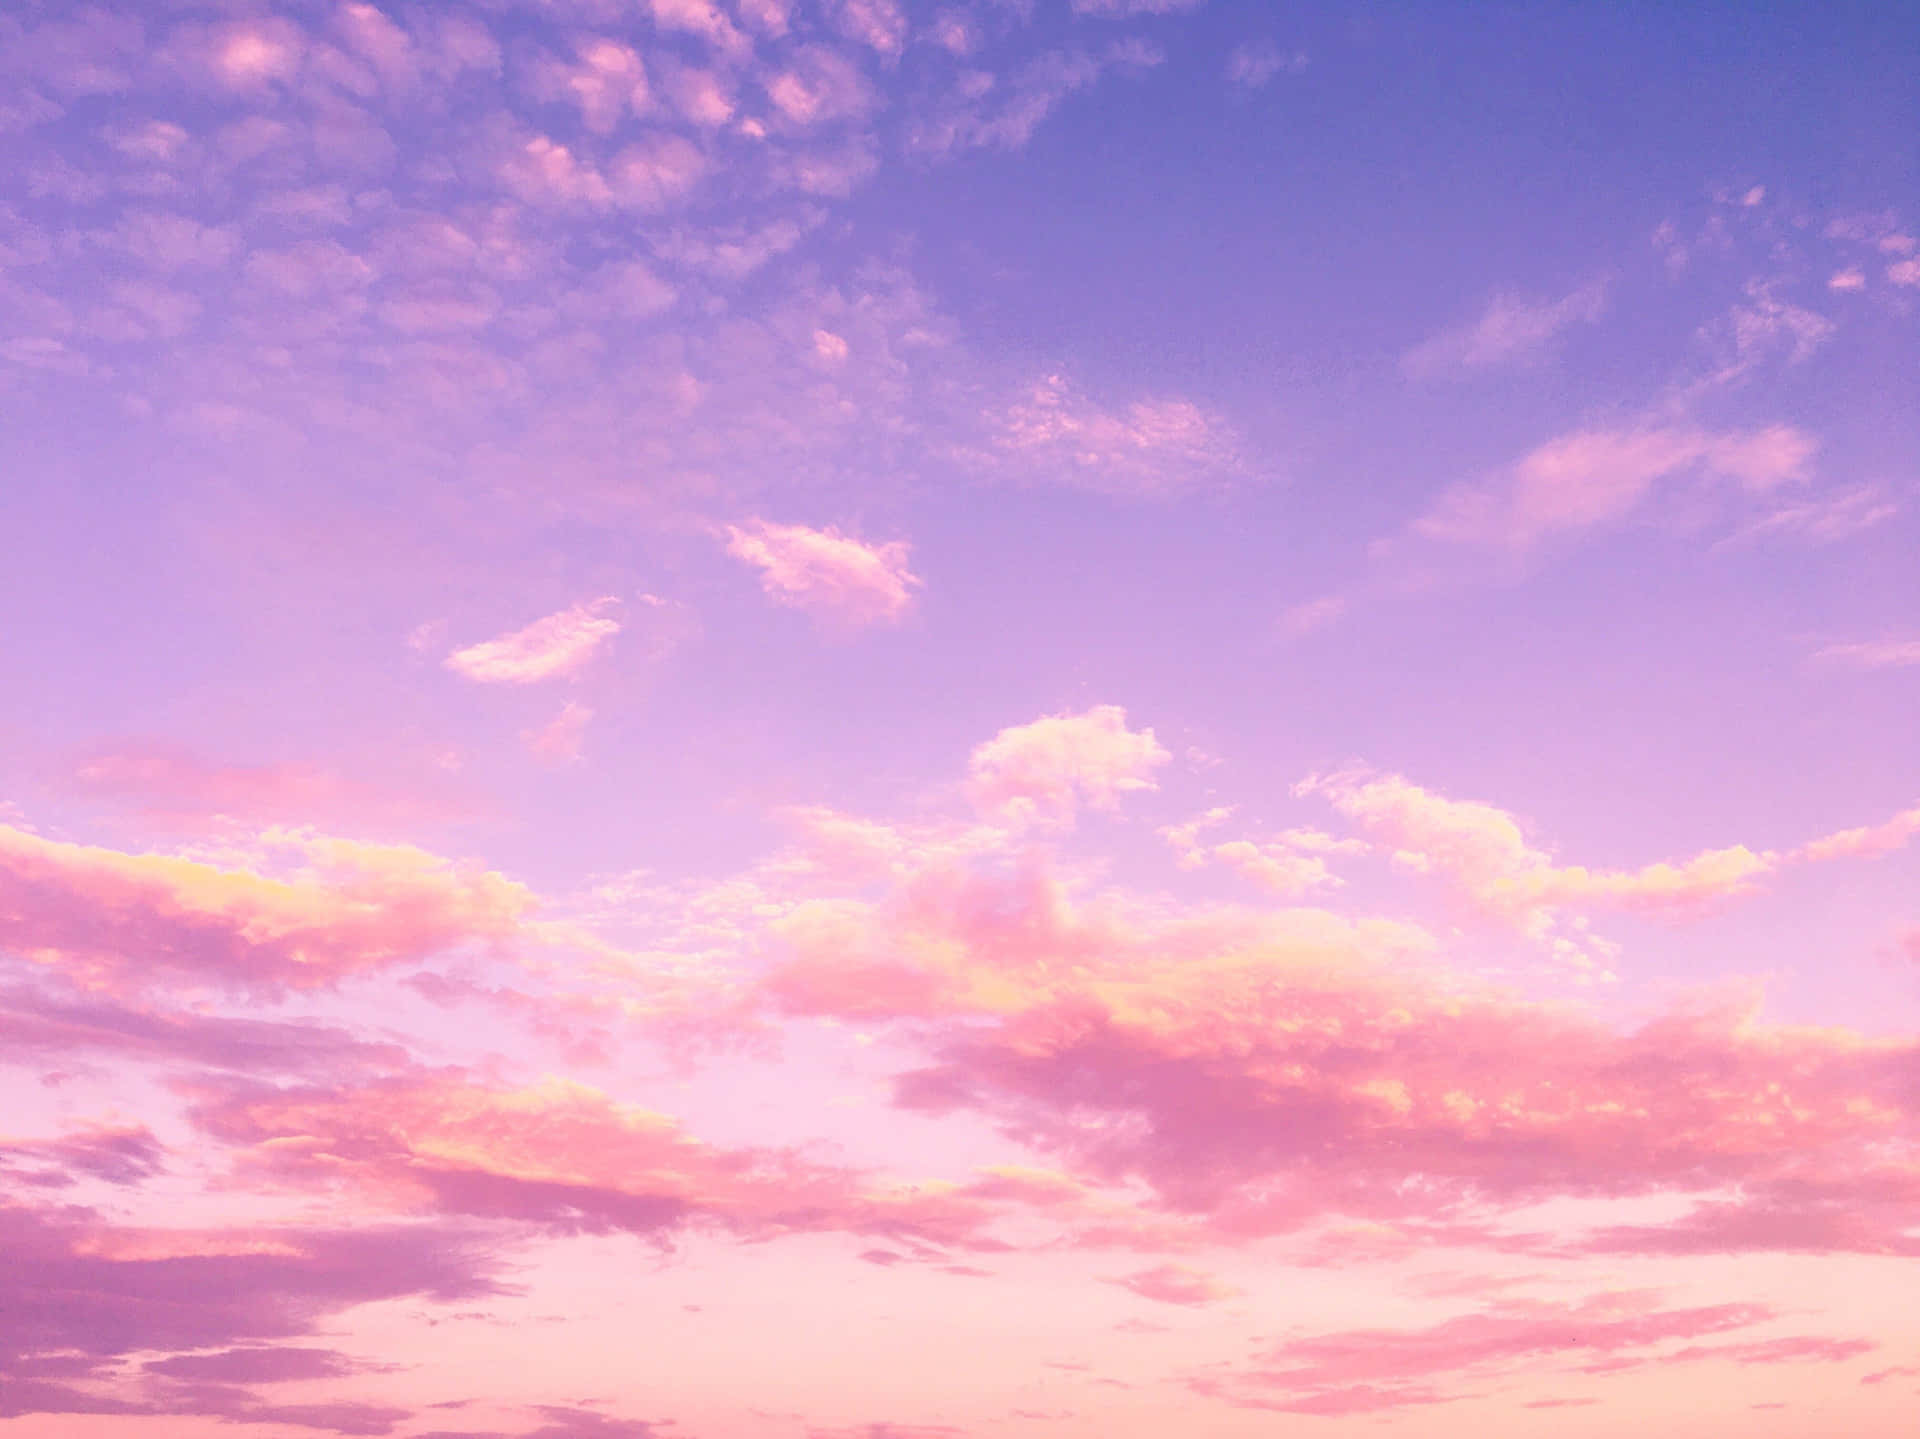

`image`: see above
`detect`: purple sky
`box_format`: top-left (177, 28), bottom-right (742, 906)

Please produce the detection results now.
top-left (3, 2), bottom-right (1919, 1436)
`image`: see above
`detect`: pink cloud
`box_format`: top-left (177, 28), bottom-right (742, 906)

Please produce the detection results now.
top-left (0, 823), bottom-right (529, 993)
top-left (70, 743), bottom-right (465, 831)
top-left (1109, 1262), bottom-right (1241, 1306)
top-left (188, 1072), bottom-right (1010, 1251)
top-left (1303, 768), bottom-right (1775, 964)
top-left (1401, 281), bottom-right (1608, 379)
top-left (723, 519), bottom-right (920, 627)
top-left (525, 701), bottom-right (593, 762)
top-left (757, 856), bottom-right (1920, 1245)
top-left (444, 598), bottom-right (622, 683)
top-left (1414, 422), bottom-right (1818, 549)
top-left (980, 373), bottom-right (1239, 497)
top-left (965, 704), bottom-right (1169, 823)
top-left (1193, 1291), bottom-right (1864, 1414)
top-left (0, 1197), bottom-right (496, 1431)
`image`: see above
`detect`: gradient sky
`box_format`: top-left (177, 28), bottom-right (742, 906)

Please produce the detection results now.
top-left (4, 2), bottom-right (1920, 1436)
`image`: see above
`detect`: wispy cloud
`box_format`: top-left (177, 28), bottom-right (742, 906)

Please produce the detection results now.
top-left (1413, 422), bottom-right (1817, 550)
top-left (1814, 639), bottom-right (1920, 670)
top-left (980, 373), bottom-right (1240, 497)
top-left (1401, 281), bottom-right (1607, 379)
top-left (1226, 41), bottom-right (1307, 89)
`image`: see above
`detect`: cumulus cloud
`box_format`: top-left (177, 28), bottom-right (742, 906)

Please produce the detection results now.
top-left (445, 599), bottom-right (622, 683)
top-left (1401, 281), bottom-right (1608, 379)
top-left (1303, 769), bottom-right (1778, 946)
top-left (966, 705), bottom-right (1169, 823)
top-left (723, 519), bottom-right (920, 627)
top-left (0, 823), bottom-right (529, 993)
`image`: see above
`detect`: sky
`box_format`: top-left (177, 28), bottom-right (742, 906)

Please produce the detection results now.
top-left (3, 1), bottom-right (1919, 1436)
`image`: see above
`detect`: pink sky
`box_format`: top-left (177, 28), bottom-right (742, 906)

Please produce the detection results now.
top-left (3, 2), bottom-right (1919, 1436)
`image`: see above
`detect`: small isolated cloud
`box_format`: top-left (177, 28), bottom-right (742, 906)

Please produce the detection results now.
top-left (982, 374), bottom-right (1239, 498)
top-left (967, 705), bottom-right (1169, 824)
top-left (1402, 282), bottom-right (1607, 379)
top-left (1814, 639), bottom-right (1920, 670)
top-left (1279, 595), bottom-right (1346, 637)
top-left (723, 519), bottom-right (919, 628)
top-left (526, 701), bottom-right (593, 762)
top-left (1414, 422), bottom-right (1817, 551)
top-left (1227, 41), bottom-right (1307, 89)
top-left (445, 599), bottom-right (622, 683)
top-left (1111, 1263), bottom-right (1242, 1306)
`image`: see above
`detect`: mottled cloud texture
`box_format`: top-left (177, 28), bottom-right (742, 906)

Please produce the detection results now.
top-left (4, 2), bottom-right (1919, 1436)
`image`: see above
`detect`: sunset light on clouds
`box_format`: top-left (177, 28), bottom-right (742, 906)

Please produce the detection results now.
top-left (2, 3), bottom-right (1918, 1437)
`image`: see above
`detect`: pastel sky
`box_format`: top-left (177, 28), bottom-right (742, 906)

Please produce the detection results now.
top-left (4, 2), bottom-right (1919, 1436)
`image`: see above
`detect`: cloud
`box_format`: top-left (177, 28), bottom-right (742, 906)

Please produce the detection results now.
top-left (525, 701), bottom-right (593, 762)
top-left (1300, 769), bottom-right (1786, 969)
top-left (0, 980), bottom-right (410, 1077)
top-left (0, 823), bottom-right (529, 994)
top-left (70, 743), bottom-right (463, 831)
top-left (966, 705), bottom-right (1170, 823)
top-left (0, 1198), bottom-right (496, 1430)
top-left (445, 599), bottom-right (623, 683)
top-left (723, 519), bottom-right (920, 627)
top-left (908, 49), bottom-right (1130, 155)
top-left (187, 1072), bottom-right (1008, 1251)
top-left (1413, 423), bottom-right (1817, 550)
top-left (979, 373), bottom-right (1239, 497)
top-left (1718, 483), bottom-right (1897, 546)
top-left (1110, 1262), bottom-right (1242, 1305)
top-left (1192, 1291), bottom-right (1866, 1415)
top-left (0, 1124), bottom-right (165, 1188)
top-left (759, 852), bottom-right (1920, 1248)
top-left (1401, 282), bottom-right (1607, 379)
top-left (1226, 41), bottom-right (1307, 89)
top-left (1815, 639), bottom-right (1920, 670)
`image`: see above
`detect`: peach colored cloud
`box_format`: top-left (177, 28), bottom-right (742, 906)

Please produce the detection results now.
top-left (0, 824), bottom-right (529, 993)
top-left (1304, 769), bottom-right (1777, 923)
top-left (444, 598), bottom-right (623, 683)
top-left (724, 519), bottom-right (920, 627)
top-left (966, 704), bottom-right (1169, 823)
